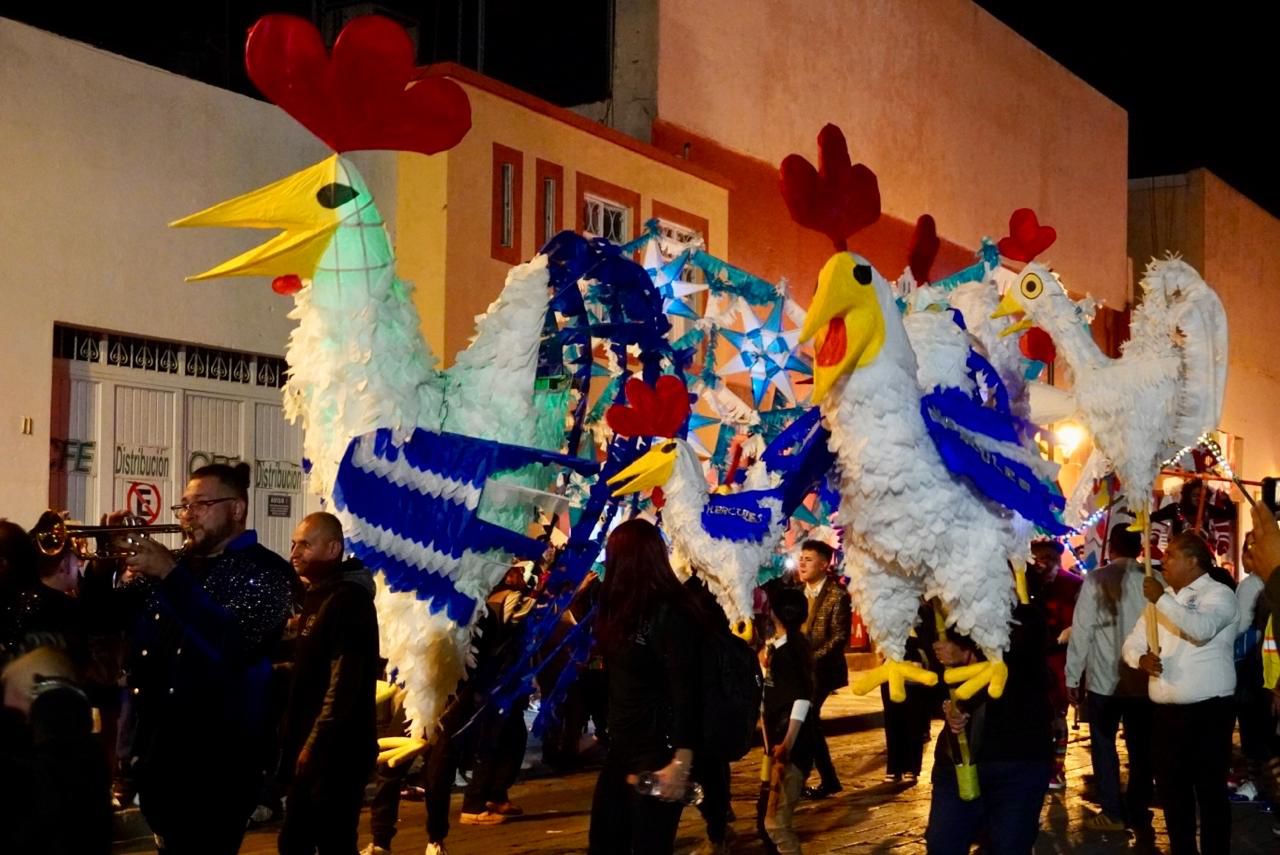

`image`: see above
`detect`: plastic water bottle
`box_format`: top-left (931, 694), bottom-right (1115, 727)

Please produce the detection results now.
top-left (633, 772), bottom-right (705, 806)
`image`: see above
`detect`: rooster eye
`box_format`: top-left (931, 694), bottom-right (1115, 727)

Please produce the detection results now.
top-left (660, 441), bottom-right (678, 453)
top-left (316, 183), bottom-right (359, 209)
top-left (853, 264), bottom-right (873, 285)
top-left (1020, 273), bottom-right (1044, 300)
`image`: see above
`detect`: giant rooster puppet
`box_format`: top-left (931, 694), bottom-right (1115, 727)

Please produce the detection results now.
top-left (992, 253), bottom-right (1228, 647)
top-left (173, 15), bottom-right (594, 735)
top-left (782, 125), bottom-right (1068, 700)
top-left (993, 258), bottom-right (1228, 532)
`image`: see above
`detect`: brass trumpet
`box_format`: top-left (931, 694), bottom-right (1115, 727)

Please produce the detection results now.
top-left (34, 513), bottom-right (187, 560)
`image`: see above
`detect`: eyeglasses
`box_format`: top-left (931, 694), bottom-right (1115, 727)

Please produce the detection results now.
top-left (171, 497), bottom-right (236, 515)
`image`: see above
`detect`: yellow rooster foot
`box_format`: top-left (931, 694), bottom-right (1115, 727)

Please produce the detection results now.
top-left (377, 736), bottom-right (428, 768)
top-left (1126, 509), bottom-right (1149, 534)
top-left (851, 659), bottom-right (939, 703)
top-left (374, 679), bottom-right (398, 706)
top-left (945, 660), bottom-right (1009, 700)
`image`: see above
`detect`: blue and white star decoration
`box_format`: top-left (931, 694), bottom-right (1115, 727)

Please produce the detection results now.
top-left (642, 241), bottom-right (707, 322)
top-left (719, 298), bottom-right (813, 407)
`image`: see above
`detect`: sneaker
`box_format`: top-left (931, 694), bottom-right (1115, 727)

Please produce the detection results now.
top-left (426, 843), bottom-right (449, 855)
top-left (360, 846), bottom-right (391, 855)
top-left (485, 800), bottom-right (524, 816)
top-left (1083, 812), bottom-right (1125, 833)
top-left (459, 810), bottom-right (506, 825)
top-left (249, 803), bottom-right (279, 824)
top-left (902, 772), bottom-right (918, 785)
top-left (1230, 780), bottom-right (1259, 802)
top-left (882, 773), bottom-right (901, 783)
top-left (1047, 772), bottom-right (1067, 792)
top-left (802, 783), bottom-right (842, 800)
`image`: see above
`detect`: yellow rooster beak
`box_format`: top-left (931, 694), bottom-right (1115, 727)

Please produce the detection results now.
top-left (171, 155), bottom-right (345, 281)
top-left (607, 441), bottom-right (680, 496)
top-left (992, 290), bottom-right (1033, 337)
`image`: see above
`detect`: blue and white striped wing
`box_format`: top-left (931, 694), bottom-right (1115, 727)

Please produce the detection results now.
top-left (333, 428), bottom-right (598, 622)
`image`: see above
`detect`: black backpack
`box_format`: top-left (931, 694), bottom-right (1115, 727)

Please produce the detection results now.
top-left (699, 628), bottom-right (763, 761)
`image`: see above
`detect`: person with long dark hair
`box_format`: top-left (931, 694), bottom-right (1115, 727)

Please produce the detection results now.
top-left (588, 518), bottom-right (706, 855)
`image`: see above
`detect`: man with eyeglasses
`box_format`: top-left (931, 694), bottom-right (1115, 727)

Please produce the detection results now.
top-left (113, 462), bottom-right (293, 854)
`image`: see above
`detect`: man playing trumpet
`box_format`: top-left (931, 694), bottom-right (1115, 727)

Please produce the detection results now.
top-left (113, 462), bottom-right (293, 855)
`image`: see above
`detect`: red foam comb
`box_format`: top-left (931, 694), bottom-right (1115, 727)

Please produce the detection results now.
top-left (998, 209), bottom-right (1056, 263)
top-left (779, 124), bottom-right (881, 251)
top-left (605, 376), bottom-right (690, 439)
top-left (246, 14), bottom-right (471, 156)
top-left (908, 214), bottom-right (940, 284)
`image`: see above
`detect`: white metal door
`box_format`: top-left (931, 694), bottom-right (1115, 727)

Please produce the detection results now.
top-left (112, 385), bottom-right (176, 533)
top-left (253, 401), bottom-right (306, 555)
top-left (184, 394), bottom-right (245, 480)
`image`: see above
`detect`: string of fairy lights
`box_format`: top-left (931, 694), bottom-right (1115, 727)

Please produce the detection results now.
top-left (1061, 432), bottom-right (1242, 542)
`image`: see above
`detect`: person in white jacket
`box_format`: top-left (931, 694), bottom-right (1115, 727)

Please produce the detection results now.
top-left (1122, 532), bottom-right (1238, 855)
top-left (1065, 526), bottom-right (1153, 832)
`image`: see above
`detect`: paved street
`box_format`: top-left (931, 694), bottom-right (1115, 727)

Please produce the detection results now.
top-left (114, 686), bottom-right (1279, 853)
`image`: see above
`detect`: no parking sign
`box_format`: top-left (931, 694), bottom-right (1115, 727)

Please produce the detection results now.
top-left (125, 481), bottom-right (162, 524)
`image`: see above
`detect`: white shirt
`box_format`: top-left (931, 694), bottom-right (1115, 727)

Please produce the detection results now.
top-left (804, 579), bottom-right (824, 600)
top-left (1236, 573), bottom-right (1265, 638)
top-left (1121, 573), bottom-right (1238, 704)
top-left (1065, 559), bottom-right (1147, 695)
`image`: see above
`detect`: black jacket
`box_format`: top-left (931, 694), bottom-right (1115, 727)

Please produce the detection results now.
top-left (604, 598), bottom-right (703, 772)
top-left (123, 531), bottom-right (292, 782)
top-left (0, 584), bottom-right (84, 667)
top-left (762, 635), bottom-right (817, 772)
top-left (281, 559), bottom-right (380, 790)
top-left (934, 603), bottom-right (1053, 769)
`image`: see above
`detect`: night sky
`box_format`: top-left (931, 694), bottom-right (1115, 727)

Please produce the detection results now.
top-left (3, 2), bottom-right (1276, 217)
top-left (975, 2), bottom-right (1279, 217)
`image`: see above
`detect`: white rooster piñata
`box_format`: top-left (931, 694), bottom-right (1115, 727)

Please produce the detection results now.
top-left (801, 253), bottom-right (1038, 700)
top-left (993, 257), bottom-right (1228, 530)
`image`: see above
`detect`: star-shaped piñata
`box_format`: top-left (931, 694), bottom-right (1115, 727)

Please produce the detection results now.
top-left (643, 241), bottom-right (707, 322)
top-left (719, 298), bottom-right (813, 406)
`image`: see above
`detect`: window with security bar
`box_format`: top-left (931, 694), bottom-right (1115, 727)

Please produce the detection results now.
top-left (582, 194), bottom-right (629, 244)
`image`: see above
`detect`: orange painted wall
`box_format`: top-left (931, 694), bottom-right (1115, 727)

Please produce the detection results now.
top-left (657, 0), bottom-right (1130, 309)
top-left (396, 65), bottom-right (731, 364)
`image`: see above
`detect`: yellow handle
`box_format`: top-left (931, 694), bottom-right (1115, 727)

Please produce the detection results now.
top-left (1141, 503), bottom-right (1160, 654)
top-left (933, 602), bottom-right (979, 800)
top-left (1013, 562), bottom-right (1029, 606)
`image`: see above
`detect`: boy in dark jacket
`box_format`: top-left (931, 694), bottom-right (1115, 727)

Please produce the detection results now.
top-left (278, 513), bottom-right (380, 855)
top-left (759, 586), bottom-right (817, 854)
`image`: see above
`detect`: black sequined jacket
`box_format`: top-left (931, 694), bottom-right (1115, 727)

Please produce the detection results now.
top-left (121, 530), bottom-right (292, 780)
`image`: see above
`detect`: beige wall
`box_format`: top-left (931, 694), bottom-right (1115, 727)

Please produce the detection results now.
top-left (1202, 173), bottom-right (1280, 481)
top-left (0, 19), bottom-right (327, 517)
top-left (657, 0), bottom-right (1130, 307)
top-left (408, 78), bottom-right (729, 362)
top-left (1129, 170), bottom-right (1280, 482)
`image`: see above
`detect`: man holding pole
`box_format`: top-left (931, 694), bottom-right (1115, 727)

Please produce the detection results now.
top-left (1122, 532), bottom-right (1237, 855)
